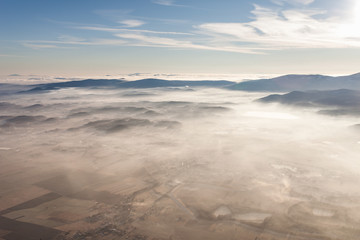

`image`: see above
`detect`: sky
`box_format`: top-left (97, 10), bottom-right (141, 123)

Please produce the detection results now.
top-left (1, 0), bottom-right (360, 76)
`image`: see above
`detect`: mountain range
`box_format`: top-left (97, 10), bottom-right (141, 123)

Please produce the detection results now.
top-left (21, 79), bottom-right (235, 93)
top-left (228, 73), bottom-right (360, 92)
top-left (1, 72), bottom-right (360, 95)
top-left (257, 89), bottom-right (360, 116)
top-left (257, 89), bottom-right (360, 107)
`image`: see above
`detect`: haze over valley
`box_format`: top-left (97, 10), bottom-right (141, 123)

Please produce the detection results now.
top-left (1, 74), bottom-right (360, 239)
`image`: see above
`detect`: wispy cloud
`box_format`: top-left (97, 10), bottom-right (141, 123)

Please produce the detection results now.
top-left (77, 26), bottom-right (194, 35)
top-left (22, 43), bottom-right (65, 49)
top-left (295, 0), bottom-right (315, 5)
top-left (119, 19), bottom-right (146, 28)
top-left (196, 4), bottom-right (360, 51)
top-left (271, 0), bottom-right (315, 6)
top-left (22, 4), bottom-right (360, 55)
top-left (152, 0), bottom-right (176, 6)
top-left (114, 32), bottom-right (261, 54)
top-left (115, 33), bottom-right (190, 46)
top-left (151, 0), bottom-right (188, 8)
top-left (69, 25), bottom-right (259, 53)
top-left (22, 38), bottom-right (128, 48)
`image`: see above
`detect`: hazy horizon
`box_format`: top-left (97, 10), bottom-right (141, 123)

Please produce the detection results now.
top-left (1, 71), bottom-right (359, 85)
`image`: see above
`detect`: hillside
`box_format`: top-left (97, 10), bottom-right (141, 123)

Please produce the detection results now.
top-left (229, 73), bottom-right (360, 92)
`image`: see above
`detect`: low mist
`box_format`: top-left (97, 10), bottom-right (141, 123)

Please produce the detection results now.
top-left (1, 86), bottom-right (360, 240)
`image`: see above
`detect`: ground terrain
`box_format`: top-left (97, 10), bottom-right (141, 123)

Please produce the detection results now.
top-left (1, 85), bottom-right (360, 239)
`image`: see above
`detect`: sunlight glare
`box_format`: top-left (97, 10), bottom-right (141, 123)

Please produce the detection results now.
top-left (355, 3), bottom-right (360, 25)
top-left (337, 2), bottom-right (360, 37)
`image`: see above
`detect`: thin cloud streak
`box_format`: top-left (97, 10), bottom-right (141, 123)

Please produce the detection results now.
top-left (152, 0), bottom-right (175, 6)
top-left (77, 26), bottom-right (194, 35)
top-left (22, 32), bottom-right (264, 54)
top-left (22, 39), bottom-right (128, 47)
top-left (272, 0), bottom-right (315, 6)
top-left (152, 0), bottom-right (186, 7)
top-left (119, 19), bottom-right (146, 28)
top-left (114, 32), bottom-right (263, 54)
top-left (22, 43), bottom-right (68, 49)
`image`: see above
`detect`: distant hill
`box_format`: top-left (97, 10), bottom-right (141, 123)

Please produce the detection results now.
top-left (229, 73), bottom-right (360, 92)
top-left (21, 78), bottom-right (236, 93)
top-left (117, 79), bottom-right (235, 88)
top-left (0, 83), bottom-right (34, 95)
top-left (25, 79), bottom-right (126, 92)
top-left (257, 89), bottom-right (360, 116)
top-left (257, 89), bottom-right (360, 107)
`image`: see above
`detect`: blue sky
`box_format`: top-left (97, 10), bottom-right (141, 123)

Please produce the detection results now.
top-left (1, 0), bottom-right (360, 76)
